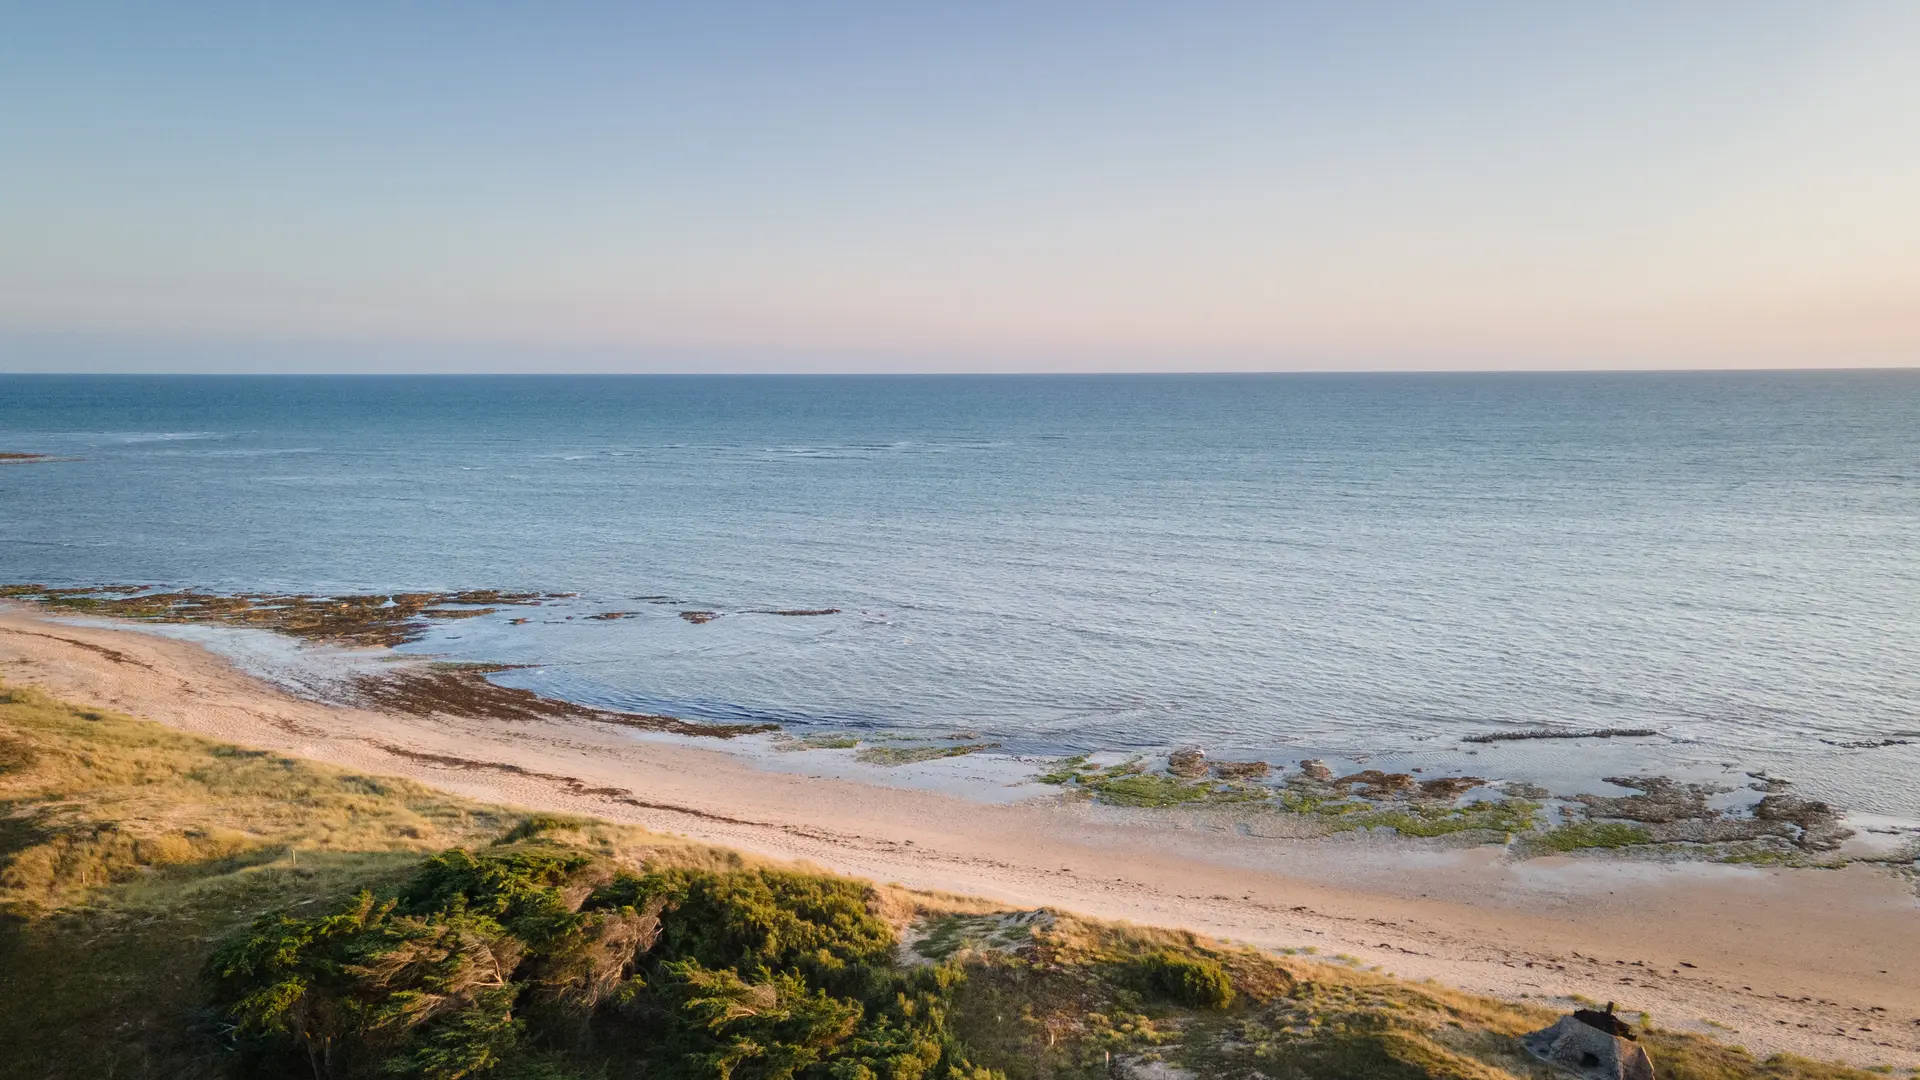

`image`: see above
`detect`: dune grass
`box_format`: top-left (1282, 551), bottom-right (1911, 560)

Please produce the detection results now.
top-left (0, 681), bottom-right (1898, 1080)
top-left (0, 683), bottom-right (747, 1079)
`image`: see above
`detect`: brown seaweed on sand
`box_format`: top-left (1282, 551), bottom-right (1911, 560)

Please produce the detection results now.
top-left (349, 665), bottom-right (774, 739)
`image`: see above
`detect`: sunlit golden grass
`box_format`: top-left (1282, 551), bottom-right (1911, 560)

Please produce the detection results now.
top-left (0, 680), bottom-right (1898, 1080)
top-left (0, 682), bottom-right (749, 919)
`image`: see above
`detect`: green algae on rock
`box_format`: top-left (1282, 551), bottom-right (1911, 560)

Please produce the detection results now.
top-left (772, 732), bottom-right (862, 752)
top-left (856, 741), bottom-right (1001, 766)
top-left (1030, 747), bottom-right (1885, 865)
top-left (1043, 754), bottom-right (1536, 831)
top-left (1522, 821), bottom-right (1656, 854)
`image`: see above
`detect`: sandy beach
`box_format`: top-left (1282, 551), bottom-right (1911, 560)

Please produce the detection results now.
top-left (2, 603), bottom-right (1914, 1068)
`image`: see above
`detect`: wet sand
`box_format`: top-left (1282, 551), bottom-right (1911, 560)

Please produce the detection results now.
top-left (1, 603), bottom-right (1914, 1067)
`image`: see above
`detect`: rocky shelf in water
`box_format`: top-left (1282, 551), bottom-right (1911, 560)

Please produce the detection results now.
top-left (1462, 727), bottom-right (1660, 744)
top-left (752, 731), bottom-right (1919, 870)
top-left (0, 584), bottom-right (768, 738)
top-left (0, 583), bottom-right (572, 648)
top-left (350, 662), bottom-right (774, 738)
top-left (1027, 745), bottom-right (1909, 869)
top-left (9, 582), bottom-right (1916, 872)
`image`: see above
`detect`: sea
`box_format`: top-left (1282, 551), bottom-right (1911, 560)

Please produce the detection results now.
top-left (3, 372), bottom-right (1917, 817)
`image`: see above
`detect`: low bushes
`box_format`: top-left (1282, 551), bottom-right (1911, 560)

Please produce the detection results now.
top-left (1131, 950), bottom-right (1234, 1009)
top-left (207, 848), bottom-right (998, 1079)
top-left (5, 683), bottom-right (1904, 1080)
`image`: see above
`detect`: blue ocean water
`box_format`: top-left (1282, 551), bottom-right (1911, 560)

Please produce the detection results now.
top-left (3, 373), bottom-right (1917, 812)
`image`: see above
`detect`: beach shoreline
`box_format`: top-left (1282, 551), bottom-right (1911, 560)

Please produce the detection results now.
top-left (1, 602), bottom-right (1915, 1067)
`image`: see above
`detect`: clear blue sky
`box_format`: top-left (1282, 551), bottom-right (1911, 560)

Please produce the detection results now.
top-left (3, 2), bottom-right (1915, 372)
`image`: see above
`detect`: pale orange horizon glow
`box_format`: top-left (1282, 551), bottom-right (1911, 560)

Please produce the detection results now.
top-left (3, 2), bottom-right (1915, 372)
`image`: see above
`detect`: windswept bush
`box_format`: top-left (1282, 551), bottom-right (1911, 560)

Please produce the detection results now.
top-left (593, 866), bottom-right (898, 998)
top-left (208, 845), bottom-right (656, 1079)
top-left (206, 847), bottom-right (998, 1080)
top-left (11, 684), bottom-right (1897, 1080)
top-left (1131, 950), bottom-right (1234, 1009)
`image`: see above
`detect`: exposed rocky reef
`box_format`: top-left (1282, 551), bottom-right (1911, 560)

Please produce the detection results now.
top-left (1570, 775), bottom-right (1723, 824)
top-left (348, 662), bottom-right (773, 738)
top-left (1167, 747), bottom-right (1208, 778)
top-left (1551, 775), bottom-right (1856, 853)
top-left (0, 451), bottom-right (52, 462)
top-left (1029, 749), bottom-right (1897, 866)
top-left (1463, 727), bottom-right (1658, 744)
top-left (767, 730), bottom-right (1001, 765)
top-left (0, 584), bottom-right (564, 647)
top-left (599, 606), bottom-right (841, 622)
top-left (0, 583), bottom-right (773, 739)
top-left (772, 732), bottom-right (861, 752)
top-left (854, 741), bottom-right (1001, 766)
top-left (1211, 760), bottom-right (1270, 781)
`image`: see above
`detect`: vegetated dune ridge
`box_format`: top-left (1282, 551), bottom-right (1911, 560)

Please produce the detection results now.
top-left (3, 681), bottom-right (1891, 1080)
top-left (0, 604), bottom-right (1915, 1071)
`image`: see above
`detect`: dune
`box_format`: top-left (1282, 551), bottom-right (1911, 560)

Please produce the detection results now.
top-left (1, 602), bottom-right (1914, 1068)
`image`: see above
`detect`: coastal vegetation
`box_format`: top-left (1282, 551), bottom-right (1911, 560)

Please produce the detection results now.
top-left (0, 681), bottom-right (1900, 1079)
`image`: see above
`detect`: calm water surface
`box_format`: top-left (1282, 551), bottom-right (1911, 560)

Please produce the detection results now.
top-left (3, 374), bottom-right (1916, 812)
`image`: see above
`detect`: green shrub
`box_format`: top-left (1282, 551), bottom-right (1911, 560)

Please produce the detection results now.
top-left (1132, 950), bottom-right (1234, 1008)
top-left (492, 814), bottom-right (586, 846)
top-left (207, 846), bottom-right (644, 1079)
top-left (593, 866), bottom-right (897, 999)
top-left (206, 849), bottom-right (999, 1079)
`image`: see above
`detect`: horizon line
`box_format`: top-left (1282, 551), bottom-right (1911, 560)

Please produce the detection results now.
top-left (3, 366), bottom-right (1916, 378)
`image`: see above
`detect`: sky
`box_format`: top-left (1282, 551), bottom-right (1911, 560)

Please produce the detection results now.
top-left (3, 1), bottom-right (1917, 373)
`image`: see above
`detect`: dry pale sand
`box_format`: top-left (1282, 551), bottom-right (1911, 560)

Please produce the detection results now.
top-left (2, 605), bottom-right (1914, 1067)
